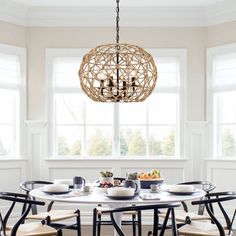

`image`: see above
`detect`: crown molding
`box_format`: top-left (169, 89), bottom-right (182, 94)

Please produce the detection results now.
top-left (0, 0), bottom-right (235, 27)
top-left (206, 0), bottom-right (236, 26)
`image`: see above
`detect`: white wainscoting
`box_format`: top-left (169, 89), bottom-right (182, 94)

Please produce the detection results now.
top-left (1, 120), bottom-right (235, 225)
top-left (206, 160), bottom-right (236, 227)
top-left (0, 159), bottom-right (29, 219)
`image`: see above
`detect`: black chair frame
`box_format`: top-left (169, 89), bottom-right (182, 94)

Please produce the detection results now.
top-left (20, 180), bottom-right (81, 236)
top-left (93, 204), bottom-right (142, 236)
top-left (0, 192), bottom-right (61, 236)
top-left (178, 181), bottom-right (216, 215)
top-left (93, 177), bottom-right (142, 236)
top-left (188, 191), bottom-right (236, 236)
top-left (101, 202), bottom-right (181, 236)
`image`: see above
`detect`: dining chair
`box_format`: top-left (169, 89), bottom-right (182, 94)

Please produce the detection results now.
top-left (100, 202), bottom-right (181, 236)
top-left (0, 191), bottom-right (60, 236)
top-left (178, 191), bottom-right (236, 236)
top-left (159, 181), bottom-right (216, 224)
top-left (92, 177), bottom-right (142, 236)
top-left (20, 180), bottom-right (81, 236)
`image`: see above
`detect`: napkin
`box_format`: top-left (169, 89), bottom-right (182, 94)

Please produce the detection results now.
top-left (139, 193), bottom-right (160, 200)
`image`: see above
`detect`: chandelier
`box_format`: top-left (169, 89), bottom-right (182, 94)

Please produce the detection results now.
top-left (79, 0), bottom-right (157, 102)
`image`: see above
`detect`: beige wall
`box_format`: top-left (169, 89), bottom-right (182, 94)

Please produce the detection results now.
top-left (0, 21), bottom-right (26, 47)
top-left (0, 21), bottom-right (236, 121)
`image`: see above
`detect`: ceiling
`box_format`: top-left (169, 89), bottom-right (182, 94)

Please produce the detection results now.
top-left (0, 0), bottom-right (235, 27)
top-left (10, 0), bottom-right (228, 7)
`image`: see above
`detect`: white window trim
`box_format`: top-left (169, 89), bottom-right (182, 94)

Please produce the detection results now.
top-left (46, 48), bottom-right (187, 160)
top-left (0, 43), bottom-right (27, 159)
top-left (207, 43), bottom-right (236, 159)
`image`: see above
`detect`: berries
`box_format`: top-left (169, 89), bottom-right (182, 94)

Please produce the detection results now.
top-left (98, 181), bottom-right (113, 188)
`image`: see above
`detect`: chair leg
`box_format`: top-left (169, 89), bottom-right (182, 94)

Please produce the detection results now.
top-left (57, 229), bottom-right (63, 236)
top-left (171, 208), bottom-right (178, 236)
top-left (76, 210), bottom-right (81, 236)
top-left (110, 212), bottom-right (125, 236)
top-left (137, 210), bottom-right (142, 236)
top-left (92, 208), bottom-right (97, 236)
top-left (159, 208), bottom-right (171, 236)
top-left (132, 213), bottom-right (136, 236)
top-left (152, 208), bottom-right (159, 236)
top-left (97, 213), bottom-right (101, 236)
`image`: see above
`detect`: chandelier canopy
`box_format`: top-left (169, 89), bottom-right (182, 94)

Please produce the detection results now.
top-left (79, 0), bottom-right (157, 102)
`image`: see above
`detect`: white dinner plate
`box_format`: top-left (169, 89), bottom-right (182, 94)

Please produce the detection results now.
top-left (165, 189), bottom-right (200, 195)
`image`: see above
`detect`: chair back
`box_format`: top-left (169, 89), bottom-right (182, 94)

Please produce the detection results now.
top-left (179, 181), bottom-right (216, 193)
top-left (20, 180), bottom-right (53, 214)
top-left (101, 202), bottom-right (181, 236)
top-left (0, 192), bottom-right (45, 236)
top-left (178, 180), bottom-right (216, 214)
top-left (192, 191), bottom-right (236, 236)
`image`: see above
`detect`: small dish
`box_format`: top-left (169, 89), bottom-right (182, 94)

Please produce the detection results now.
top-left (165, 189), bottom-right (200, 195)
top-left (104, 193), bottom-right (136, 200)
top-left (42, 190), bottom-right (72, 195)
top-left (149, 190), bottom-right (161, 193)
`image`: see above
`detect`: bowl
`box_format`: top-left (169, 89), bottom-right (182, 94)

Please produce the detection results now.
top-left (95, 187), bottom-right (108, 194)
top-left (107, 187), bottom-right (135, 197)
top-left (43, 184), bottom-right (69, 192)
top-left (53, 179), bottom-right (73, 185)
top-left (169, 184), bottom-right (193, 192)
top-left (140, 179), bottom-right (164, 189)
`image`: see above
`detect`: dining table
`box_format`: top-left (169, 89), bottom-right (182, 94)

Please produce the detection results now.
top-left (30, 185), bottom-right (206, 236)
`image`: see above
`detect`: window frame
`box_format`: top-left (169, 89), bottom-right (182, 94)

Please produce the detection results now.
top-left (47, 48), bottom-right (186, 159)
top-left (0, 43), bottom-right (26, 159)
top-left (207, 43), bottom-right (236, 159)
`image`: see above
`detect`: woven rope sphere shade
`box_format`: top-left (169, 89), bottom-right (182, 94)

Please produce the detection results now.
top-left (79, 43), bottom-right (157, 102)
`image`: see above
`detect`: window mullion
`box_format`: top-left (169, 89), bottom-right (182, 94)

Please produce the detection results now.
top-left (113, 103), bottom-right (119, 157)
top-left (82, 99), bottom-right (87, 156)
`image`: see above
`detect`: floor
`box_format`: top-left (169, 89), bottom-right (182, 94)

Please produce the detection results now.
top-left (63, 225), bottom-right (171, 236)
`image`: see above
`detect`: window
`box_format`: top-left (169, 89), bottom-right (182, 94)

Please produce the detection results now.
top-left (48, 49), bottom-right (185, 158)
top-left (0, 44), bottom-right (26, 158)
top-left (207, 44), bottom-right (236, 158)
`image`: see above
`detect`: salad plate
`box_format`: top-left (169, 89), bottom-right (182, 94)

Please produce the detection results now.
top-left (104, 193), bottom-right (136, 200)
top-left (42, 190), bottom-right (72, 195)
top-left (165, 189), bottom-right (200, 195)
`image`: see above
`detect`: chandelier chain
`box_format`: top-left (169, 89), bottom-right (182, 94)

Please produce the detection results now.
top-left (116, 0), bottom-right (120, 44)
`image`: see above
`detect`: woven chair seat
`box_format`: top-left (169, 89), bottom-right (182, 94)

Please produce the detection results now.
top-left (6, 222), bottom-right (57, 236)
top-left (159, 209), bottom-right (210, 222)
top-left (178, 221), bottom-right (232, 236)
top-left (96, 206), bottom-right (137, 216)
top-left (26, 209), bottom-right (77, 222)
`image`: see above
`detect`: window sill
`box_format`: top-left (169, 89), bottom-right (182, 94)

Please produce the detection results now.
top-left (205, 158), bottom-right (236, 162)
top-left (0, 158), bottom-right (29, 161)
top-left (44, 156), bottom-right (188, 161)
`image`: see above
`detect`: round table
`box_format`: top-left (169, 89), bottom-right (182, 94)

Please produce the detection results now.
top-left (30, 187), bottom-right (205, 236)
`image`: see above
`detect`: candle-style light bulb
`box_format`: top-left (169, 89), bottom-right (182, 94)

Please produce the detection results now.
top-left (130, 70), bottom-right (137, 78)
top-left (98, 73), bottom-right (106, 80)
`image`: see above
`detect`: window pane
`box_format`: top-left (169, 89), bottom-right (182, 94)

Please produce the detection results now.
top-left (213, 53), bottom-right (236, 87)
top-left (120, 103), bottom-right (147, 125)
top-left (55, 94), bottom-right (84, 124)
top-left (53, 57), bottom-right (81, 88)
top-left (87, 127), bottom-right (112, 156)
top-left (215, 92), bottom-right (236, 124)
top-left (155, 57), bottom-right (179, 88)
top-left (120, 126), bottom-right (146, 156)
top-left (149, 126), bottom-right (175, 156)
top-left (0, 125), bottom-right (15, 156)
top-left (56, 125), bottom-right (82, 156)
top-left (86, 100), bottom-right (113, 125)
top-left (0, 53), bottom-right (20, 85)
top-left (221, 126), bottom-right (236, 158)
top-left (0, 89), bottom-right (19, 123)
top-left (148, 94), bottom-right (177, 124)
